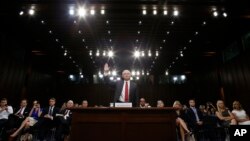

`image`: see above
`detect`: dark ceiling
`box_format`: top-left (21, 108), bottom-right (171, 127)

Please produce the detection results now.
top-left (1, 0), bottom-right (250, 80)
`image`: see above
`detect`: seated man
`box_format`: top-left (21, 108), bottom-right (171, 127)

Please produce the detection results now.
top-left (34, 98), bottom-right (60, 141)
top-left (0, 98), bottom-right (13, 140)
top-left (139, 98), bottom-right (150, 108)
top-left (55, 100), bottom-right (74, 141)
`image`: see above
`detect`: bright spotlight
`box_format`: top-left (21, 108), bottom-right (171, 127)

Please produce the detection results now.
top-left (28, 9), bottom-right (35, 15)
top-left (173, 10), bottom-right (179, 16)
top-left (173, 76), bottom-right (178, 81)
top-left (148, 51), bottom-right (152, 57)
top-left (132, 71), bottom-right (136, 76)
top-left (89, 51), bottom-right (92, 56)
top-left (136, 76), bottom-right (140, 80)
top-left (136, 71), bottom-right (140, 76)
top-left (130, 77), bottom-right (134, 80)
top-left (96, 50), bottom-right (100, 56)
top-left (108, 51), bottom-right (114, 57)
top-left (80, 75), bottom-right (84, 78)
top-left (163, 10), bottom-right (168, 15)
top-left (78, 7), bottom-right (86, 17)
top-left (165, 71), bottom-right (169, 76)
top-left (181, 75), bottom-right (186, 80)
top-left (69, 9), bottom-right (75, 15)
top-left (64, 52), bottom-right (67, 56)
top-left (103, 51), bottom-right (106, 56)
top-left (117, 77), bottom-right (121, 81)
top-left (180, 53), bottom-right (184, 57)
top-left (112, 70), bottom-right (117, 76)
top-left (19, 11), bottom-right (24, 16)
top-left (101, 9), bottom-right (105, 15)
top-left (156, 51), bottom-right (159, 57)
top-left (110, 77), bottom-right (114, 80)
top-left (90, 9), bottom-right (95, 15)
top-left (223, 12), bottom-right (227, 17)
top-left (153, 10), bottom-right (157, 15)
top-left (141, 51), bottom-right (145, 57)
top-left (213, 11), bottom-right (218, 17)
top-left (134, 51), bottom-right (140, 58)
top-left (99, 74), bottom-right (103, 78)
top-left (142, 10), bottom-right (147, 15)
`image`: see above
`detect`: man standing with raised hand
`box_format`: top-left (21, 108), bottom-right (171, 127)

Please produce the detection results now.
top-left (104, 63), bottom-right (138, 107)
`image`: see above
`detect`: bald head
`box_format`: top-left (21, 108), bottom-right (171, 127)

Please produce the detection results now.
top-left (122, 70), bottom-right (131, 81)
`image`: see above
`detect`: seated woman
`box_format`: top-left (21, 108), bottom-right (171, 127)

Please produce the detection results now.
top-left (232, 101), bottom-right (250, 125)
top-left (173, 101), bottom-right (192, 141)
top-left (9, 101), bottom-right (42, 138)
top-left (156, 100), bottom-right (165, 108)
top-left (215, 100), bottom-right (237, 127)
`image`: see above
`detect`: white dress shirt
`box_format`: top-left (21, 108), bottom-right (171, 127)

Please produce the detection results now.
top-left (0, 106), bottom-right (14, 119)
top-left (119, 80), bottom-right (130, 102)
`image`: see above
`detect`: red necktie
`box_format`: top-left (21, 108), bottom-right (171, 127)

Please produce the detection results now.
top-left (125, 81), bottom-right (129, 102)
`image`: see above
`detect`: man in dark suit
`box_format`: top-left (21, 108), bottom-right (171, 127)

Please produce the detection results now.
top-left (6, 99), bottom-right (30, 131)
top-left (55, 100), bottom-right (74, 141)
top-left (185, 99), bottom-right (204, 140)
top-left (104, 63), bottom-right (139, 107)
top-left (35, 97), bottom-right (60, 141)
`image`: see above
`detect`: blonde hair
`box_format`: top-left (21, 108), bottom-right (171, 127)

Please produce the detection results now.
top-left (216, 100), bottom-right (225, 113)
top-left (233, 101), bottom-right (242, 110)
top-left (173, 100), bottom-right (182, 107)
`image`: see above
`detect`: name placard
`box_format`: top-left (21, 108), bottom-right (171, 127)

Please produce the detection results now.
top-left (111, 102), bottom-right (132, 108)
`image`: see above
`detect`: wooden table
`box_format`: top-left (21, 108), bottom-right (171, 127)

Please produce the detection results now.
top-left (69, 107), bottom-right (177, 141)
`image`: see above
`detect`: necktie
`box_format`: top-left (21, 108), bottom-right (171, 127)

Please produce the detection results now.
top-left (125, 81), bottom-right (129, 102)
top-left (192, 107), bottom-right (200, 122)
top-left (49, 106), bottom-right (53, 116)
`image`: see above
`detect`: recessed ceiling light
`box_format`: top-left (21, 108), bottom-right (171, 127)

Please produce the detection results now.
top-left (78, 7), bottom-right (86, 17)
top-left (28, 9), bottom-right (35, 16)
top-left (173, 10), bottom-right (179, 16)
top-left (213, 11), bottom-right (218, 17)
top-left (106, 20), bottom-right (109, 24)
top-left (139, 21), bottom-right (142, 25)
top-left (90, 9), bottom-right (95, 15)
top-left (41, 20), bottom-right (45, 24)
top-left (203, 21), bottom-right (206, 25)
top-left (223, 12), bottom-right (227, 17)
top-left (163, 10), bottom-right (168, 15)
top-left (101, 9), bottom-right (105, 15)
top-left (153, 10), bottom-right (157, 15)
top-left (69, 9), bottom-right (75, 15)
top-left (19, 11), bottom-right (24, 16)
top-left (142, 9), bottom-right (147, 15)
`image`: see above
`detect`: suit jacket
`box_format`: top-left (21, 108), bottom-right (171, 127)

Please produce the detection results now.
top-left (14, 107), bottom-right (30, 118)
top-left (41, 106), bottom-right (60, 119)
top-left (114, 80), bottom-right (138, 107)
top-left (57, 109), bottom-right (73, 124)
top-left (185, 107), bottom-right (203, 129)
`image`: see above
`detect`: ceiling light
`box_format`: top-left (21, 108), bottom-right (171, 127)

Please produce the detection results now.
top-left (78, 30), bottom-right (82, 34)
top-left (103, 51), bottom-right (106, 56)
top-left (180, 53), bottom-right (184, 57)
top-left (106, 20), bottom-right (109, 24)
top-left (183, 46), bottom-right (187, 50)
top-left (109, 39), bottom-right (112, 42)
top-left (223, 12), bottom-right (227, 17)
top-left (55, 39), bottom-right (59, 42)
top-left (132, 71), bottom-right (136, 76)
top-left (78, 7), bottom-right (86, 17)
top-left (167, 31), bottom-right (170, 34)
top-left (148, 50), bottom-right (152, 57)
top-left (117, 77), bottom-right (121, 81)
top-left (213, 11), bottom-right (218, 17)
top-left (19, 11), bottom-right (24, 16)
top-left (90, 9), bottom-right (95, 15)
top-left (112, 70), bottom-right (117, 76)
top-left (156, 51), bottom-right (159, 57)
top-left (61, 46), bottom-right (64, 49)
top-left (64, 52), bottom-right (67, 56)
top-left (82, 39), bottom-right (85, 42)
top-left (165, 71), bottom-right (169, 76)
top-left (89, 50), bottom-right (92, 56)
top-left (28, 9), bottom-right (35, 16)
top-left (203, 21), bottom-right (206, 25)
top-left (163, 40), bottom-right (166, 43)
top-left (173, 76), bottom-right (178, 81)
top-left (130, 77), bottom-right (134, 80)
top-left (195, 31), bottom-right (199, 35)
top-left (137, 31), bottom-right (140, 34)
top-left (142, 10), bottom-right (147, 15)
top-left (189, 40), bottom-right (192, 43)
top-left (108, 30), bottom-right (111, 34)
top-left (181, 75), bottom-right (186, 80)
top-left (74, 20), bottom-right (77, 24)
top-left (69, 9), bottom-right (75, 15)
top-left (136, 71), bottom-right (140, 76)
top-left (136, 76), bottom-right (139, 80)
top-left (163, 10), bottom-right (168, 15)
top-left (80, 75), bottom-right (84, 78)
top-left (108, 50), bottom-right (114, 57)
top-left (153, 10), bottom-right (157, 15)
top-left (139, 21), bottom-right (142, 25)
top-left (41, 20), bottom-right (45, 24)
top-left (96, 50), bottom-right (100, 56)
top-left (171, 21), bottom-right (174, 25)
top-left (134, 51), bottom-right (140, 58)
top-left (101, 9), bottom-right (105, 15)
top-left (110, 77), bottom-right (114, 81)
top-left (141, 51), bottom-right (145, 57)
top-left (173, 10), bottom-right (179, 16)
